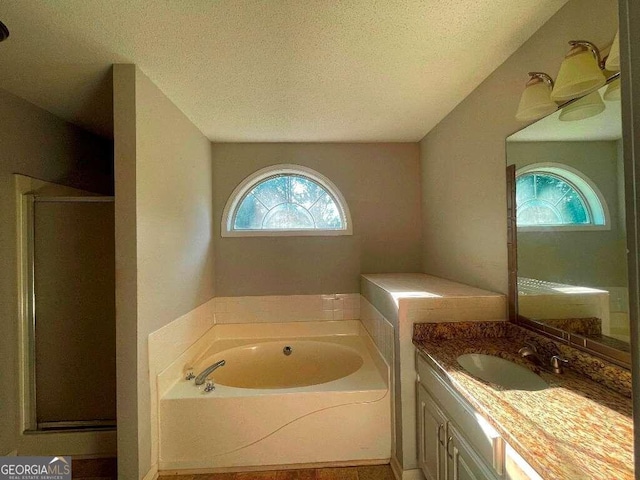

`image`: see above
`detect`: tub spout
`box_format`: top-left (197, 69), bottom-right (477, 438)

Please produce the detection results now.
top-left (194, 360), bottom-right (226, 385)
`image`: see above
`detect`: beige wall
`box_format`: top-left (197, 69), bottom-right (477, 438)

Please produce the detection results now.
top-left (113, 65), bottom-right (140, 478)
top-left (0, 88), bottom-right (112, 455)
top-left (419, 0), bottom-right (618, 294)
top-left (212, 143), bottom-right (422, 296)
top-left (508, 140), bottom-right (627, 288)
top-left (113, 65), bottom-right (215, 479)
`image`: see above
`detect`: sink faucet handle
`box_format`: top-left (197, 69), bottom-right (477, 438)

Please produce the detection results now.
top-left (525, 342), bottom-right (538, 352)
top-left (185, 367), bottom-right (195, 381)
top-left (550, 355), bottom-right (569, 373)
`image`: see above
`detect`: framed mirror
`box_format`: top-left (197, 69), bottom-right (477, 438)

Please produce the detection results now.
top-left (506, 74), bottom-right (630, 367)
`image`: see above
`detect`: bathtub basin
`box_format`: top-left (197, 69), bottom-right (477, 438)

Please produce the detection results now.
top-left (198, 340), bottom-right (364, 389)
top-left (158, 321), bottom-right (390, 471)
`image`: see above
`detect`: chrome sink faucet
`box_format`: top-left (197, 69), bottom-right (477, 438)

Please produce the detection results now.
top-left (518, 343), bottom-right (544, 365)
top-left (519, 343), bottom-right (569, 374)
top-left (194, 359), bottom-right (226, 385)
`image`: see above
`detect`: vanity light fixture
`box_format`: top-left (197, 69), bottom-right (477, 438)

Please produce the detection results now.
top-left (515, 72), bottom-right (558, 122)
top-left (558, 90), bottom-right (605, 122)
top-left (550, 40), bottom-right (606, 102)
top-left (605, 29), bottom-right (620, 71)
top-left (603, 77), bottom-right (621, 101)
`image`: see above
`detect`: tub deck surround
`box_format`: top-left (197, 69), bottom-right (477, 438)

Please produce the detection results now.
top-left (517, 277), bottom-right (611, 333)
top-left (360, 273), bottom-right (506, 475)
top-left (413, 321), bottom-right (633, 480)
top-left (158, 321), bottom-right (390, 471)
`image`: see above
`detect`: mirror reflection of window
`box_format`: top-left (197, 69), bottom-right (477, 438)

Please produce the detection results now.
top-left (517, 172), bottom-right (589, 225)
top-left (515, 165), bottom-right (607, 228)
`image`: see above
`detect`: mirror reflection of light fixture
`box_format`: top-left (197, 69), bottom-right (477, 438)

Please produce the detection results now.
top-left (603, 77), bottom-right (621, 101)
top-left (558, 90), bottom-right (605, 122)
top-left (550, 40), bottom-right (606, 102)
top-left (515, 72), bottom-right (557, 122)
top-left (605, 29), bottom-right (620, 71)
top-left (0, 20), bottom-right (9, 42)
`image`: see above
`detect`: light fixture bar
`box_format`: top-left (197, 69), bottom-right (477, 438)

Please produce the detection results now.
top-left (568, 40), bottom-right (604, 68)
top-left (527, 72), bottom-right (554, 87)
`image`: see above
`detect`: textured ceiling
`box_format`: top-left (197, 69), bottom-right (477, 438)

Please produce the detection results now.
top-left (0, 1), bottom-right (568, 141)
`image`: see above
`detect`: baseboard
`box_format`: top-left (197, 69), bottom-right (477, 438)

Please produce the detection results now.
top-left (4, 450), bottom-right (18, 456)
top-left (401, 468), bottom-right (424, 480)
top-left (390, 455), bottom-right (402, 480)
top-left (142, 463), bottom-right (158, 480)
top-left (389, 456), bottom-right (424, 480)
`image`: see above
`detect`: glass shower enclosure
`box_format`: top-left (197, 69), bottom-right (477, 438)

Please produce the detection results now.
top-left (23, 195), bottom-right (116, 431)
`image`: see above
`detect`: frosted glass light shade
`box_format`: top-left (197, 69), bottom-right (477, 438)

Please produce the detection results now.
top-left (603, 78), bottom-right (621, 101)
top-left (551, 47), bottom-right (606, 102)
top-left (559, 91), bottom-right (605, 122)
top-left (605, 30), bottom-right (620, 71)
top-left (515, 78), bottom-right (557, 122)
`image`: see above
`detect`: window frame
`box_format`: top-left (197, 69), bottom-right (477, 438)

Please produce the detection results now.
top-left (221, 164), bottom-right (353, 237)
top-left (515, 162), bottom-right (610, 232)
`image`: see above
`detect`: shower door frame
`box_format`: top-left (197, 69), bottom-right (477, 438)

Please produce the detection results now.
top-left (18, 193), bottom-right (116, 433)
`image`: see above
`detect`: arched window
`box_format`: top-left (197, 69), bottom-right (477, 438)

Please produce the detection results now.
top-left (515, 163), bottom-right (609, 230)
top-left (222, 165), bottom-right (352, 237)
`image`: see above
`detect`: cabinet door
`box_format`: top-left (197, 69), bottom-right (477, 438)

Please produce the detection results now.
top-left (417, 383), bottom-right (448, 480)
top-left (446, 424), bottom-right (496, 480)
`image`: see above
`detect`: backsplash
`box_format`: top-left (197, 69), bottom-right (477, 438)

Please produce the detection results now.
top-left (213, 294), bottom-right (360, 324)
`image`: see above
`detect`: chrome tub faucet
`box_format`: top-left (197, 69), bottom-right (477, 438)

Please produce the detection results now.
top-left (194, 359), bottom-right (226, 385)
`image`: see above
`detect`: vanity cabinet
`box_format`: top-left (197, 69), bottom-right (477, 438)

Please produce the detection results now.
top-left (447, 423), bottom-right (497, 480)
top-left (417, 382), bottom-right (497, 480)
top-left (416, 349), bottom-right (546, 480)
top-left (416, 383), bottom-right (447, 479)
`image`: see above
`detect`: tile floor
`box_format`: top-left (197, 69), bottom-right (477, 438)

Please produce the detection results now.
top-left (70, 460), bottom-right (393, 480)
top-left (158, 465), bottom-right (394, 480)
top-left (72, 457), bottom-right (117, 479)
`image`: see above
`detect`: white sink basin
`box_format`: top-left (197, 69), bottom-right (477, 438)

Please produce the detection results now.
top-left (457, 354), bottom-right (548, 391)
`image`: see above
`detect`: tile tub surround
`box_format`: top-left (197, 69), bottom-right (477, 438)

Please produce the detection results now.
top-left (359, 297), bottom-right (394, 366)
top-left (149, 295), bottom-right (361, 471)
top-left (213, 294), bottom-right (360, 324)
top-left (413, 321), bottom-right (633, 479)
top-left (360, 273), bottom-right (506, 477)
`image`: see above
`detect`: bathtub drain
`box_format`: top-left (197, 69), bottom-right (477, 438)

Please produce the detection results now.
top-left (283, 345), bottom-right (293, 356)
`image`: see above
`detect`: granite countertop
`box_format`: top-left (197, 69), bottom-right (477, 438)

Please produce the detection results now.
top-left (413, 321), bottom-right (634, 480)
